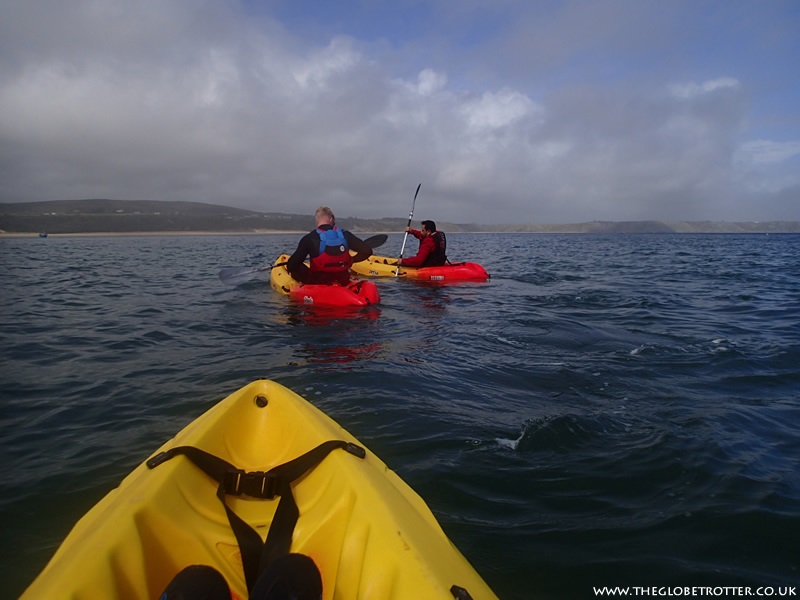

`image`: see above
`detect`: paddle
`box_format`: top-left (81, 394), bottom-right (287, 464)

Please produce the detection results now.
top-left (396, 183), bottom-right (421, 277)
top-left (218, 234), bottom-right (388, 286)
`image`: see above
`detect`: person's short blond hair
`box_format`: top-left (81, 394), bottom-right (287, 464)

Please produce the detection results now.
top-left (315, 206), bottom-right (335, 223)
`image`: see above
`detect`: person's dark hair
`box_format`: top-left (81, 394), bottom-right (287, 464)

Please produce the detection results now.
top-left (421, 220), bottom-right (437, 232)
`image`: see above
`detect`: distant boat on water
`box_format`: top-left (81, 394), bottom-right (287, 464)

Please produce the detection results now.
top-left (38, 232), bottom-right (48, 238)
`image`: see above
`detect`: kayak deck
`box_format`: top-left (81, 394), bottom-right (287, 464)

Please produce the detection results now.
top-left (270, 253), bottom-right (380, 306)
top-left (350, 254), bottom-right (490, 281)
top-left (22, 380), bottom-right (497, 600)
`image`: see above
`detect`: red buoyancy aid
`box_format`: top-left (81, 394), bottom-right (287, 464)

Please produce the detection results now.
top-left (309, 227), bottom-right (352, 274)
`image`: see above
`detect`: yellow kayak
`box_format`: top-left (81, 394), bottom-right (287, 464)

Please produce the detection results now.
top-left (22, 380), bottom-right (497, 599)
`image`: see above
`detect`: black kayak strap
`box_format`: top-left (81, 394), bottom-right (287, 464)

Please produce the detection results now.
top-left (147, 440), bottom-right (366, 593)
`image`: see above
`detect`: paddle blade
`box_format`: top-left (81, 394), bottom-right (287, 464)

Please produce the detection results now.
top-left (218, 266), bottom-right (270, 287)
top-left (363, 234), bottom-right (388, 249)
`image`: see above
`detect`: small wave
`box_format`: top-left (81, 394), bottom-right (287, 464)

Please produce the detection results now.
top-left (488, 331), bottom-right (552, 347)
top-left (630, 337), bottom-right (738, 358)
top-left (495, 415), bottom-right (599, 452)
top-left (495, 427), bottom-right (527, 451)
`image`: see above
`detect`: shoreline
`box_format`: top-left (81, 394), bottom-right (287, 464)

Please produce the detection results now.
top-left (0, 230), bottom-right (311, 238)
top-left (2, 229), bottom-right (796, 238)
top-left (0, 230), bottom-right (566, 239)
top-left (0, 230), bottom-right (507, 238)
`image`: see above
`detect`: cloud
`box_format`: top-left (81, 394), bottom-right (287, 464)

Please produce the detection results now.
top-left (736, 140), bottom-right (800, 166)
top-left (0, 0), bottom-right (798, 224)
top-left (669, 77), bottom-right (741, 100)
top-left (416, 69), bottom-right (447, 96)
top-left (461, 88), bottom-right (541, 130)
top-left (732, 140), bottom-right (800, 196)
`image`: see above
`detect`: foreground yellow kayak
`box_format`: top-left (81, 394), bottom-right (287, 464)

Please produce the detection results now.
top-left (22, 380), bottom-right (497, 599)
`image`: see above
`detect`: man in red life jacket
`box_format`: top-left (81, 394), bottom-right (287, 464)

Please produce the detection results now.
top-left (287, 206), bottom-right (373, 285)
top-left (398, 220), bottom-right (448, 268)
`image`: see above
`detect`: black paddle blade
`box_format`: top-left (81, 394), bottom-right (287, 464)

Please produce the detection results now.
top-left (364, 234), bottom-right (388, 249)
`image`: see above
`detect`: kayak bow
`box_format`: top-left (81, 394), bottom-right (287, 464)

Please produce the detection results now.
top-left (21, 380), bottom-right (497, 600)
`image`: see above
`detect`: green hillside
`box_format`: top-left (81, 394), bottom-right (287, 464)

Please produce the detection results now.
top-left (1, 199), bottom-right (798, 234)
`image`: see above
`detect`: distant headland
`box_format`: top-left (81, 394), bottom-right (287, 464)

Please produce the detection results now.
top-left (1, 199), bottom-right (798, 235)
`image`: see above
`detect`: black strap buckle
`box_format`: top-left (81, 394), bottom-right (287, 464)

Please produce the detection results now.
top-left (223, 469), bottom-right (278, 498)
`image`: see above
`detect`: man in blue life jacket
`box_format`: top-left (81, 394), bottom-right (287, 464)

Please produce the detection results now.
top-left (287, 206), bottom-right (373, 285)
top-left (397, 220), bottom-right (447, 268)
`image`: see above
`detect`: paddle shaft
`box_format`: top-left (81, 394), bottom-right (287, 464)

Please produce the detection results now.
top-left (396, 184), bottom-right (421, 277)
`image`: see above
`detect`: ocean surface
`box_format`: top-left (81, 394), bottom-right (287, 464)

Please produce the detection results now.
top-left (2, 232), bottom-right (799, 599)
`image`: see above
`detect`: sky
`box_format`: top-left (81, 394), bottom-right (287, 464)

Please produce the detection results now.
top-left (1, 0), bottom-right (798, 225)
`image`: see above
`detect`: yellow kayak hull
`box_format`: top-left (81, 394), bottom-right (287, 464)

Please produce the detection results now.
top-left (349, 254), bottom-right (404, 277)
top-left (22, 380), bottom-right (497, 599)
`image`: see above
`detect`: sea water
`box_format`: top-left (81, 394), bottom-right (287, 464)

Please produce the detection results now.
top-left (1, 233), bottom-right (799, 599)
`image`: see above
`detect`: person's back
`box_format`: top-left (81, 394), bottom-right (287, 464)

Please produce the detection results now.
top-left (308, 224), bottom-right (351, 284)
top-left (287, 206), bottom-right (372, 285)
top-left (425, 229), bottom-right (447, 267)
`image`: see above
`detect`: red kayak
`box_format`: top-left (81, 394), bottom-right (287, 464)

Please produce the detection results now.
top-left (289, 280), bottom-right (379, 306)
top-left (271, 254), bottom-right (380, 307)
top-left (351, 255), bottom-right (490, 282)
top-left (406, 261), bottom-right (490, 282)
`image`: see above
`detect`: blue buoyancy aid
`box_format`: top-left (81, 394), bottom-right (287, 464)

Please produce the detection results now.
top-left (316, 227), bottom-right (348, 254)
top-left (311, 227), bottom-right (352, 277)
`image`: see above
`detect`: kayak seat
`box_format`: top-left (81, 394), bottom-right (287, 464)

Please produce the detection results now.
top-left (148, 440), bottom-right (366, 596)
